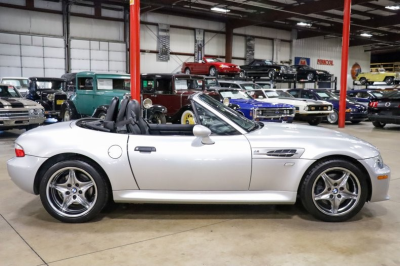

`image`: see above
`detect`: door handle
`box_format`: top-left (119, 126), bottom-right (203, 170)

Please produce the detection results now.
top-left (135, 146), bottom-right (156, 153)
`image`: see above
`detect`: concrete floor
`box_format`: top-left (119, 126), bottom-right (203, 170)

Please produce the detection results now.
top-left (0, 122), bottom-right (399, 266)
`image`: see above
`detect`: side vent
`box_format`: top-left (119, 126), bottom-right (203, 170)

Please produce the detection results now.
top-left (266, 149), bottom-right (297, 157)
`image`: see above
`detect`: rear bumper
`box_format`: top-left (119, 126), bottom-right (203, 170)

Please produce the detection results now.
top-left (368, 114), bottom-right (400, 124)
top-left (218, 68), bottom-right (241, 75)
top-left (346, 112), bottom-right (368, 121)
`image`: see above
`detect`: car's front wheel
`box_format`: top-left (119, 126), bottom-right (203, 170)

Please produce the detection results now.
top-left (372, 121), bottom-right (386, 128)
top-left (63, 108), bottom-right (72, 122)
top-left (209, 67), bottom-right (217, 76)
top-left (97, 112), bottom-right (106, 120)
top-left (327, 110), bottom-right (339, 124)
top-left (181, 110), bottom-right (195, 124)
top-left (185, 68), bottom-right (191, 74)
top-left (39, 160), bottom-right (109, 223)
top-left (308, 117), bottom-right (322, 126)
top-left (359, 78), bottom-right (367, 85)
top-left (307, 72), bottom-right (315, 81)
top-left (300, 159), bottom-right (368, 222)
top-left (384, 77), bottom-right (394, 85)
top-left (151, 112), bottom-right (167, 124)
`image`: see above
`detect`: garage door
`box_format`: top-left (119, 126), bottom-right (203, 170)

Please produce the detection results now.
top-left (0, 32), bottom-right (65, 78)
top-left (70, 39), bottom-right (126, 73)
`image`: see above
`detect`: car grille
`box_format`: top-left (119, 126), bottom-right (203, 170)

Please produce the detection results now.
top-left (256, 108), bottom-right (294, 118)
top-left (0, 110), bottom-right (29, 119)
top-left (309, 105), bottom-right (331, 111)
top-left (54, 94), bottom-right (67, 111)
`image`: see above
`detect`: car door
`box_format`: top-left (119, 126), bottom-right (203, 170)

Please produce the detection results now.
top-left (75, 76), bottom-right (95, 115)
top-left (127, 100), bottom-right (252, 191)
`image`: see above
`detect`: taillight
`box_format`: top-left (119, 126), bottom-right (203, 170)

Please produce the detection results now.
top-left (369, 101), bottom-right (378, 108)
top-left (15, 143), bottom-right (25, 157)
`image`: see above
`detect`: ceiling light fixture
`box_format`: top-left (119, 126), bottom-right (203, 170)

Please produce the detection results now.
top-left (297, 22), bottom-right (312, 27)
top-left (385, 5), bottom-right (400, 10)
top-left (360, 33), bottom-right (373, 37)
top-left (211, 7), bottom-right (230, 13)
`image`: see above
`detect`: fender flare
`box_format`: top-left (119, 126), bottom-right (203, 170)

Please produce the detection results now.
top-left (92, 105), bottom-right (109, 118)
top-left (60, 101), bottom-right (79, 120)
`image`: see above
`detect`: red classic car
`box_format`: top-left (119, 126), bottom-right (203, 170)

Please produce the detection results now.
top-left (181, 57), bottom-right (241, 76)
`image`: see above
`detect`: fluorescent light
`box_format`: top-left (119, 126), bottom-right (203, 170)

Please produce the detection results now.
top-left (211, 7), bottom-right (230, 13)
top-left (360, 33), bottom-right (372, 37)
top-left (297, 22), bottom-right (312, 27)
top-left (385, 5), bottom-right (400, 10)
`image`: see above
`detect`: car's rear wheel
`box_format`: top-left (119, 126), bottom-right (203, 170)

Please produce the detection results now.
top-left (239, 71), bottom-right (246, 78)
top-left (384, 77), bottom-right (394, 85)
top-left (39, 160), bottom-right (109, 223)
top-left (308, 117), bottom-right (322, 126)
top-left (372, 121), bottom-right (386, 128)
top-left (359, 78), bottom-right (367, 85)
top-left (327, 110), bottom-right (338, 124)
top-left (185, 68), bottom-right (191, 74)
top-left (300, 159), bottom-right (368, 222)
top-left (307, 73), bottom-right (314, 81)
top-left (268, 70), bottom-right (276, 80)
top-left (181, 110), bottom-right (195, 124)
top-left (209, 67), bottom-right (217, 76)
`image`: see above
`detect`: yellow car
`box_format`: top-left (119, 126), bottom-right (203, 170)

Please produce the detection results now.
top-left (356, 68), bottom-right (400, 85)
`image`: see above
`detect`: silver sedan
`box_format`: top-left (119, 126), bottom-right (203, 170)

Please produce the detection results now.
top-left (7, 93), bottom-right (390, 223)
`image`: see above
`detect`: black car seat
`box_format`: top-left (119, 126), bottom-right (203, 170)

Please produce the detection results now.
top-left (115, 97), bottom-right (130, 133)
top-left (125, 100), bottom-right (149, 135)
top-left (103, 97), bottom-right (119, 131)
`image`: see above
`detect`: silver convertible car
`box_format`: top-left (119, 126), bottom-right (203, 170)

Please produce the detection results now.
top-left (7, 93), bottom-right (390, 223)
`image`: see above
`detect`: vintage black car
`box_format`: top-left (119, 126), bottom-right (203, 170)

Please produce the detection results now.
top-left (240, 60), bottom-right (296, 80)
top-left (291, 65), bottom-right (332, 82)
top-left (26, 77), bottom-right (68, 121)
top-left (368, 90), bottom-right (400, 128)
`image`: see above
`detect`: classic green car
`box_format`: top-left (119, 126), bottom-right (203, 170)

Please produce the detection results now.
top-left (356, 69), bottom-right (400, 85)
top-left (60, 72), bottom-right (166, 122)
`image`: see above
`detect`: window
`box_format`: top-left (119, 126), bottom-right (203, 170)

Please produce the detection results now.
top-left (289, 90), bottom-right (300, 97)
top-left (193, 101), bottom-right (240, 135)
top-left (97, 79), bottom-right (130, 90)
top-left (175, 78), bottom-right (203, 91)
top-left (142, 79), bottom-right (155, 93)
top-left (2, 79), bottom-right (29, 89)
top-left (229, 84), bottom-right (240, 89)
top-left (253, 90), bottom-right (266, 99)
top-left (156, 79), bottom-right (172, 94)
top-left (301, 91), bottom-right (315, 99)
top-left (78, 78), bottom-right (93, 90)
top-left (36, 80), bottom-right (65, 91)
top-left (219, 83), bottom-right (231, 88)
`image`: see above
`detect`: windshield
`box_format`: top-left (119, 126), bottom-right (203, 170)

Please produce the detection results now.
top-left (315, 90), bottom-right (338, 100)
top-left (220, 90), bottom-right (252, 100)
top-left (0, 85), bottom-right (21, 98)
top-left (298, 65), bottom-right (314, 70)
top-left (241, 83), bottom-right (262, 90)
top-left (205, 58), bottom-right (221, 63)
top-left (276, 90), bottom-right (294, 98)
top-left (36, 80), bottom-right (65, 90)
top-left (2, 79), bottom-right (29, 89)
top-left (198, 93), bottom-right (256, 132)
top-left (382, 90), bottom-right (400, 99)
top-left (97, 79), bottom-right (130, 90)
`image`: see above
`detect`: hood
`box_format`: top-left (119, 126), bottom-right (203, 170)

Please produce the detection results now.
top-left (0, 97), bottom-right (43, 108)
top-left (229, 98), bottom-right (294, 109)
top-left (259, 97), bottom-right (331, 106)
top-left (245, 123), bottom-right (379, 160)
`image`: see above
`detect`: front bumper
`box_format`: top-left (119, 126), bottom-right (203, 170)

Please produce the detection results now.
top-left (0, 117), bottom-right (45, 130)
top-left (7, 155), bottom-right (48, 194)
top-left (346, 112), bottom-right (368, 121)
top-left (368, 114), bottom-right (400, 125)
top-left (257, 116), bottom-right (294, 123)
top-left (358, 157), bottom-right (390, 202)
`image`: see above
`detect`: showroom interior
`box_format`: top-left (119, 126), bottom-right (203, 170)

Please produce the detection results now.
top-left (0, 0), bottom-right (400, 265)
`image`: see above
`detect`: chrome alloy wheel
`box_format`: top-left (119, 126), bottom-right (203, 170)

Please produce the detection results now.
top-left (46, 167), bottom-right (97, 218)
top-left (312, 167), bottom-right (361, 216)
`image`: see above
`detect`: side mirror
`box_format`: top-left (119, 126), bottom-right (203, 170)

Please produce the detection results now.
top-left (193, 125), bottom-right (215, 145)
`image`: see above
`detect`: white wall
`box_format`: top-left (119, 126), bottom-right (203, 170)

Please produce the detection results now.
top-left (292, 36), bottom-right (370, 89)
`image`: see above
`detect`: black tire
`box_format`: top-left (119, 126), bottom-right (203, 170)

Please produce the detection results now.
top-left (307, 72), bottom-right (314, 81)
top-left (39, 160), bottom-right (109, 223)
top-left (372, 121), bottom-right (386, 128)
top-left (239, 71), bottom-right (246, 78)
top-left (97, 112), bottom-right (106, 120)
top-left (151, 112), bottom-right (167, 124)
top-left (351, 120), bottom-right (361, 124)
top-left (308, 117), bottom-right (322, 126)
top-left (26, 124), bottom-right (39, 131)
top-left (184, 68), bottom-right (191, 74)
top-left (62, 108), bottom-right (72, 122)
top-left (268, 70), bottom-right (276, 80)
top-left (359, 78), bottom-right (367, 85)
top-left (327, 110), bottom-right (339, 124)
top-left (209, 67), bottom-right (217, 76)
top-left (384, 77), bottom-right (394, 85)
top-left (300, 158), bottom-right (368, 222)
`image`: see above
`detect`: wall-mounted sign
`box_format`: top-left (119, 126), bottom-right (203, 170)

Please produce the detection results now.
top-left (245, 36), bottom-right (255, 65)
top-left (194, 29), bottom-right (204, 62)
top-left (351, 63), bottom-right (362, 80)
top-left (294, 57), bottom-right (310, 65)
top-left (317, 59), bottom-right (334, 66)
top-left (157, 24), bottom-right (170, 62)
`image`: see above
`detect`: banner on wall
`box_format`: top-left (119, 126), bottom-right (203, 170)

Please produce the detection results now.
top-left (157, 24), bottom-right (170, 62)
top-left (245, 36), bottom-right (255, 65)
top-left (294, 57), bottom-right (310, 65)
top-left (194, 29), bottom-right (205, 62)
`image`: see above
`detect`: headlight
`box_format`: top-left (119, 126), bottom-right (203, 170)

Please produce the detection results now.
top-left (328, 106), bottom-right (332, 111)
top-left (47, 93), bottom-right (55, 101)
top-left (223, 98), bottom-right (230, 106)
top-left (375, 155), bottom-right (384, 169)
top-left (304, 106), bottom-right (309, 111)
top-left (143, 98), bottom-right (152, 109)
top-left (316, 71), bottom-right (325, 74)
top-left (219, 65), bottom-right (229, 68)
top-left (29, 108), bottom-right (43, 117)
top-left (236, 65), bottom-right (240, 69)
top-left (345, 108), bottom-right (352, 113)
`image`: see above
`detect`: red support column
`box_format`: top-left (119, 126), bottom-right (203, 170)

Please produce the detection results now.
top-left (130, 0), bottom-right (141, 101)
top-left (338, 0), bottom-right (352, 128)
